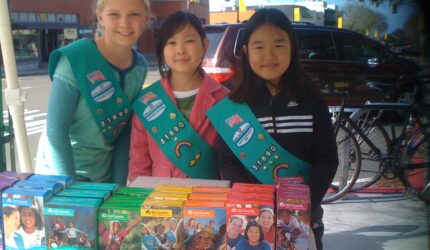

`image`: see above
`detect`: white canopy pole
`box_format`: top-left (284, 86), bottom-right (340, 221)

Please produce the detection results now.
top-left (0, 0), bottom-right (33, 172)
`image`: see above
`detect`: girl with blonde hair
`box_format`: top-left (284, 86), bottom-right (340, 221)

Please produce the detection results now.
top-left (36, 0), bottom-right (151, 185)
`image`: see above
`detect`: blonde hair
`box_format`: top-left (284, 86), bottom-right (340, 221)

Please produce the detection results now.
top-left (94, 0), bottom-right (151, 38)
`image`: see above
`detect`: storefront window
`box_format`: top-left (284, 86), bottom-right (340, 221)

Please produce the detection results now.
top-left (18, 12), bottom-right (28, 22)
top-left (28, 13), bottom-right (37, 22)
top-left (47, 14), bottom-right (56, 23)
top-left (57, 14), bottom-right (65, 22)
top-left (65, 14), bottom-right (78, 23)
top-left (12, 30), bottom-right (39, 60)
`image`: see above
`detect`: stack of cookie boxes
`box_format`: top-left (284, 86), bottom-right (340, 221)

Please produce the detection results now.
top-left (1, 173), bottom-right (67, 250)
top-left (226, 183), bottom-right (276, 249)
top-left (141, 185), bottom-right (231, 250)
top-left (276, 177), bottom-right (311, 250)
top-left (0, 172), bottom-right (34, 250)
top-left (44, 181), bottom-right (119, 250)
top-left (97, 187), bottom-right (152, 249)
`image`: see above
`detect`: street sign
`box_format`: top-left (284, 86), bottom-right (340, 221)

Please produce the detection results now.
top-left (294, 7), bottom-right (301, 22)
top-left (64, 28), bottom-right (78, 39)
top-left (239, 0), bottom-right (246, 12)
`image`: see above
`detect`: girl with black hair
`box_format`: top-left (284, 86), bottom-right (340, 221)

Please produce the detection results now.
top-left (208, 8), bottom-right (338, 250)
top-left (128, 11), bottom-right (229, 182)
top-left (16, 206), bottom-right (45, 248)
top-left (235, 220), bottom-right (271, 250)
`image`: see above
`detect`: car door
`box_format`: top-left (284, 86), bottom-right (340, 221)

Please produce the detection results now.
top-left (295, 28), bottom-right (351, 105)
top-left (333, 32), bottom-right (395, 103)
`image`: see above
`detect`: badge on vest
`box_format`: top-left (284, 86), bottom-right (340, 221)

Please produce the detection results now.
top-left (140, 91), bottom-right (166, 122)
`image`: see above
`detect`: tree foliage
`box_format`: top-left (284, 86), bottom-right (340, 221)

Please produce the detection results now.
top-left (358, 0), bottom-right (408, 7)
top-left (342, 3), bottom-right (388, 34)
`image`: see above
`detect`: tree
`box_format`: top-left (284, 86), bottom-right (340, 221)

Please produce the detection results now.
top-left (342, 3), bottom-right (388, 35)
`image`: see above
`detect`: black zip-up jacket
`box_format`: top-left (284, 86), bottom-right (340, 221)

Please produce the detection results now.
top-left (217, 82), bottom-right (338, 222)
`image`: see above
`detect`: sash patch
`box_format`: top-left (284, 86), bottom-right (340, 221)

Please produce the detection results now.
top-left (252, 145), bottom-right (278, 172)
top-left (225, 114), bottom-right (244, 128)
top-left (91, 81), bottom-right (115, 103)
top-left (86, 70), bottom-right (106, 84)
top-left (232, 122), bottom-right (254, 147)
top-left (143, 99), bottom-right (166, 122)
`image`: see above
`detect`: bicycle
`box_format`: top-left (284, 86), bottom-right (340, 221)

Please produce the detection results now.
top-left (322, 92), bottom-right (362, 203)
top-left (323, 75), bottom-right (430, 203)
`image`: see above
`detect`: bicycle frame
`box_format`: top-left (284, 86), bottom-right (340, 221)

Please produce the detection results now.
top-left (324, 75), bottom-right (430, 202)
top-left (350, 101), bottom-right (429, 180)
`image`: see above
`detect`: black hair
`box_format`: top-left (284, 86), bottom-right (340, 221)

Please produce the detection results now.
top-left (244, 220), bottom-right (264, 242)
top-left (154, 223), bottom-right (165, 232)
top-left (230, 8), bottom-right (316, 103)
top-left (19, 206), bottom-right (44, 230)
top-left (155, 11), bottom-right (207, 77)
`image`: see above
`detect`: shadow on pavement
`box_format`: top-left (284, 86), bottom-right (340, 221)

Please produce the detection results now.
top-left (325, 224), bottom-right (425, 250)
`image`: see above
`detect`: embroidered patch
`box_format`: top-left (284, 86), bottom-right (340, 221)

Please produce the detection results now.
top-left (175, 140), bottom-right (192, 157)
top-left (140, 91), bottom-right (157, 105)
top-left (232, 122), bottom-right (254, 147)
top-left (86, 70), bottom-right (106, 84)
top-left (143, 99), bottom-right (166, 122)
top-left (225, 114), bottom-right (244, 128)
top-left (91, 81), bottom-right (115, 103)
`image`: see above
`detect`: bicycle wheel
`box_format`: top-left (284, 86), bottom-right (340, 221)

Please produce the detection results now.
top-left (352, 122), bottom-right (391, 191)
top-left (323, 125), bottom-right (361, 203)
top-left (347, 110), bottom-right (392, 191)
top-left (399, 128), bottom-right (430, 202)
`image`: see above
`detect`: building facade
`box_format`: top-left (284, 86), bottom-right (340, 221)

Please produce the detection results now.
top-left (7, 0), bottom-right (209, 70)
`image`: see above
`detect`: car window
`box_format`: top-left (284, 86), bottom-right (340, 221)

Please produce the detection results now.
top-left (295, 29), bottom-right (336, 60)
top-left (205, 29), bottom-right (225, 58)
top-left (335, 32), bottom-right (382, 62)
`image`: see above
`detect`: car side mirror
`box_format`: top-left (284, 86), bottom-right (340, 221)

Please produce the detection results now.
top-left (367, 57), bottom-right (380, 67)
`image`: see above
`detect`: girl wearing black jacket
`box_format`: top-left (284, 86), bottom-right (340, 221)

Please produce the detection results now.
top-left (216, 8), bottom-right (338, 250)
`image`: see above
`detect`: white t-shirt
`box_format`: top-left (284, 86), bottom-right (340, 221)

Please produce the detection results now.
top-left (16, 227), bottom-right (45, 248)
top-left (5, 231), bottom-right (21, 249)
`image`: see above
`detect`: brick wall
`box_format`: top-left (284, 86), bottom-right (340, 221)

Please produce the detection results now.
top-left (9, 0), bottom-right (95, 26)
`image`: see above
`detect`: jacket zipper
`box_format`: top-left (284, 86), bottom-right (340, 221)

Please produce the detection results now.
top-left (269, 96), bottom-right (277, 134)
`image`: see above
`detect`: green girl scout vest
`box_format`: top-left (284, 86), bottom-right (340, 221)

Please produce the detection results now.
top-left (48, 38), bottom-right (131, 143)
top-left (207, 98), bottom-right (311, 184)
top-left (133, 81), bottom-right (219, 179)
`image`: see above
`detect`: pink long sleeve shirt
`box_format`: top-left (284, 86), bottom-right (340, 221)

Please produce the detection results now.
top-left (128, 74), bottom-right (229, 182)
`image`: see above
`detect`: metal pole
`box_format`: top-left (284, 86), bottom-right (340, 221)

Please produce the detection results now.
top-left (237, 0), bottom-right (239, 23)
top-left (0, 0), bottom-right (33, 172)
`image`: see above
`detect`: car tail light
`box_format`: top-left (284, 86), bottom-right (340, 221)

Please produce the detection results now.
top-left (203, 67), bottom-right (235, 83)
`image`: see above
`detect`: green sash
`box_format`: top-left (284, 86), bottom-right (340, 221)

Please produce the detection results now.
top-left (133, 81), bottom-right (219, 179)
top-left (48, 38), bottom-right (131, 143)
top-left (207, 98), bottom-right (311, 184)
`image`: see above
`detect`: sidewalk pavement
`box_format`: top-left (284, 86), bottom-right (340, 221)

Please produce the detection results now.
top-left (322, 193), bottom-right (429, 250)
top-left (3, 52), bottom-right (159, 77)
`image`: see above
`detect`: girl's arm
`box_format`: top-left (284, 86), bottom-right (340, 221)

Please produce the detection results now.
top-left (128, 114), bottom-right (153, 182)
top-left (217, 136), bottom-right (258, 183)
top-left (310, 98), bottom-right (339, 206)
top-left (126, 217), bottom-right (141, 232)
top-left (110, 120), bottom-right (132, 185)
top-left (45, 77), bottom-right (79, 178)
